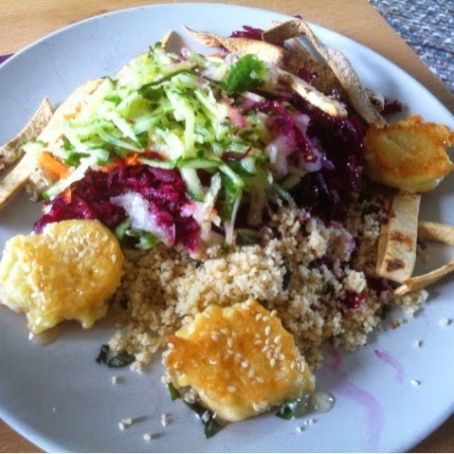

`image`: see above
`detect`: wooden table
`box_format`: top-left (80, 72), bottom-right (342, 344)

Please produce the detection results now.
top-left (0, 1), bottom-right (453, 452)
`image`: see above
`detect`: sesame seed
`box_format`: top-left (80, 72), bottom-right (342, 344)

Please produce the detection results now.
top-left (241, 360), bottom-right (249, 368)
top-left (270, 310), bottom-right (277, 317)
top-left (256, 376), bottom-right (264, 383)
top-left (264, 326), bottom-right (271, 336)
top-left (439, 318), bottom-right (452, 327)
top-left (111, 376), bottom-right (119, 385)
top-left (118, 417), bottom-right (132, 431)
top-left (414, 340), bottom-right (424, 348)
top-left (248, 369), bottom-right (255, 378)
top-left (227, 337), bottom-right (234, 348)
top-left (296, 426), bottom-right (305, 433)
top-left (411, 379), bottom-right (422, 387)
top-left (143, 433), bottom-right (153, 441)
top-left (161, 413), bottom-right (171, 427)
top-left (211, 332), bottom-right (220, 341)
top-left (278, 353), bottom-right (285, 361)
top-left (269, 358), bottom-right (276, 367)
top-left (255, 313), bottom-right (263, 321)
top-left (111, 254), bottom-right (117, 264)
top-left (201, 411), bottom-right (211, 423)
top-left (227, 385), bottom-right (237, 393)
top-left (252, 401), bottom-right (268, 412)
top-left (273, 335), bottom-right (282, 344)
top-left (255, 339), bottom-right (263, 345)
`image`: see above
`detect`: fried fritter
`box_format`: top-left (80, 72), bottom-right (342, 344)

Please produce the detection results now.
top-left (164, 299), bottom-right (315, 422)
top-left (365, 115), bottom-right (454, 193)
top-left (0, 220), bottom-right (123, 334)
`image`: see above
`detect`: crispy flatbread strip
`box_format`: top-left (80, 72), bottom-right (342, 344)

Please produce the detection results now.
top-left (38, 79), bottom-right (103, 145)
top-left (376, 192), bottom-right (421, 283)
top-left (0, 79), bottom-right (103, 208)
top-left (263, 19), bottom-right (386, 125)
top-left (394, 259), bottom-right (454, 296)
top-left (284, 38), bottom-right (342, 94)
top-left (0, 154), bottom-right (40, 210)
top-left (0, 98), bottom-right (53, 171)
top-left (185, 27), bottom-right (286, 65)
top-left (162, 31), bottom-right (184, 53)
top-left (418, 221), bottom-right (454, 246)
top-left (276, 69), bottom-right (347, 117)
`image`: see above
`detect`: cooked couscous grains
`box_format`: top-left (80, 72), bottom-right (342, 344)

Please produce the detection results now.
top-left (109, 201), bottom-right (427, 372)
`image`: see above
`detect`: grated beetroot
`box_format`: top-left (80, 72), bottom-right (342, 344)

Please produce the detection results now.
top-left (343, 291), bottom-right (366, 309)
top-left (35, 163), bottom-right (201, 252)
top-left (252, 98), bottom-right (364, 221)
top-left (383, 99), bottom-right (404, 115)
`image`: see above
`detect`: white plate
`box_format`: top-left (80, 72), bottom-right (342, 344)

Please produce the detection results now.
top-left (0, 3), bottom-right (453, 452)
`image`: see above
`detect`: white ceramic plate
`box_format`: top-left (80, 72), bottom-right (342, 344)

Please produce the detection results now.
top-left (0, 3), bottom-right (453, 452)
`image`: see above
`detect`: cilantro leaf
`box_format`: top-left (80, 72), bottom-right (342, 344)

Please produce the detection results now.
top-left (223, 54), bottom-right (269, 93)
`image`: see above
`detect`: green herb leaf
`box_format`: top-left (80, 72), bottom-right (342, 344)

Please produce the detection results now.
top-left (137, 232), bottom-right (158, 250)
top-left (275, 400), bottom-right (298, 420)
top-left (204, 417), bottom-right (224, 439)
top-left (95, 344), bottom-right (110, 364)
top-left (168, 383), bottom-right (181, 401)
top-left (183, 401), bottom-right (225, 438)
top-left (107, 351), bottom-right (135, 368)
top-left (223, 54), bottom-right (269, 94)
top-left (114, 218), bottom-right (132, 243)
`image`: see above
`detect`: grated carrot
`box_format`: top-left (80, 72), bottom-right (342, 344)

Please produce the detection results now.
top-left (39, 152), bottom-right (70, 179)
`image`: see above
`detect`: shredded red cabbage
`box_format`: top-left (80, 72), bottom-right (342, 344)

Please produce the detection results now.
top-left (230, 25), bottom-right (264, 40)
top-left (34, 164), bottom-right (201, 252)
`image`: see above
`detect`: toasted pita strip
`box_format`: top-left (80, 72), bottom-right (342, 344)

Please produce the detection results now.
top-left (161, 31), bottom-right (184, 53)
top-left (418, 221), bottom-right (454, 246)
top-left (263, 19), bottom-right (386, 125)
top-left (0, 99), bottom-right (53, 171)
top-left (394, 259), bottom-right (454, 296)
top-left (0, 79), bottom-right (103, 209)
top-left (276, 69), bottom-right (347, 117)
top-left (38, 79), bottom-right (103, 145)
top-left (285, 37), bottom-right (384, 111)
top-left (0, 154), bottom-right (40, 209)
top-left (284, 38), bottom-right (342, 94)
top-left (376, 192), bottom-right (421, 283)
top-left (185, 27), bottom-right (286, 65)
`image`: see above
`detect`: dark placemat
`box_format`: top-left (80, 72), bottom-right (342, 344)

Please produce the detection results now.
top-left (371, 0), bottom-right (454, 93)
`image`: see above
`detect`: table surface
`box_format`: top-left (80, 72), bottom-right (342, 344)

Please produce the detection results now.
top-left (0, 0), bottom-right (453, 452)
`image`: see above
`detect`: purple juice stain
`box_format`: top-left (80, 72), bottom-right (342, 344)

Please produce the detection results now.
top-left (0, 54), bottom-right (12, 65)
top-left (322, 347), bottom-right (385, 451)
top-left (374, 349), bottom-right (405, 384)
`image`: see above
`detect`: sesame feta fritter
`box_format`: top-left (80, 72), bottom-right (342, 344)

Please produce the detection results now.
top-left (163, 300), bottom-right (315, 422)
top-left (0, 219), bottom-right (124, 334)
